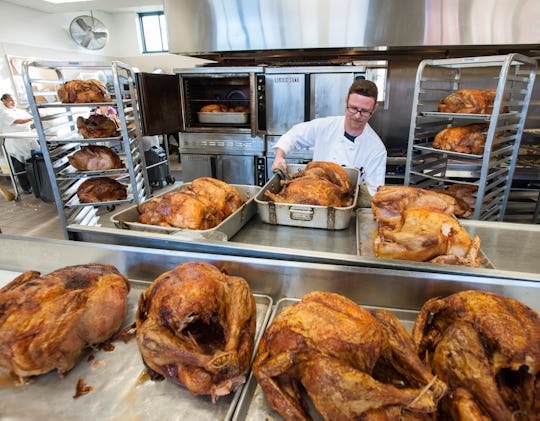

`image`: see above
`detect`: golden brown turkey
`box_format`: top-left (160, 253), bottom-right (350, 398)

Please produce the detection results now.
top-left (0, 264), bottom-right (130, 378)
top-left (138, 190), bottom-right (224, 230)
top-left (76, 115), bottom-right (118, 139)
top-left (437, 89), bottom-right (507, 114)
top-left (77, 177), bottom-right (127, 203)
top-left (265, 161), bottom-right (352, 207)
top-left (253, 291), bottom-right (446, 421)
top-left (371, 185), bottom-right (472, 228)
top-left (412, 290), bottom-right (540, 420)
top-left (138, 178), bottom-right (243, 230)
top-left (136, 262), bottom-right (256, 403)
top-left (68, 145), bottom-right (123, 171)
top-left (433, 124), bottom-right (489, 155)
top-left (373, 207), bottom-right (482, 266)
top-left (58, 79), bottom-right (111, 103)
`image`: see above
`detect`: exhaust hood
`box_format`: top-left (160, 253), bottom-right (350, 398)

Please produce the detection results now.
top-left (164, 0), bottom-right (539, 60)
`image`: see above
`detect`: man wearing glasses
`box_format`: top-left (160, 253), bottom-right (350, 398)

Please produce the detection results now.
top-left (271, 79), bottom-right (387, 199)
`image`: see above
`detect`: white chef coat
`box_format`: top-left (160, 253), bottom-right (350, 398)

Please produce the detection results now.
top-left (273, 116), bottom-right (387, 196)
top-left (0, 103), bottom-right (40, 162)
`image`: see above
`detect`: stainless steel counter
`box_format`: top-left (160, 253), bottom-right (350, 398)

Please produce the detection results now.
top-left (67, 210), bottom-right (540, 281)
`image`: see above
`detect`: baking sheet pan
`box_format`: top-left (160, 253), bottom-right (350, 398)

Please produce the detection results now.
top-left (255, 164), bottom-right (360, 230)
top-left (197, 112), bottom-right (249, 124)
top-left (232, 297), bottom-right (419, 421)
top-left (356, 209), bottom-right (495, 268)
top-left (110, 184), bottom-right (261, 241)
top-left (0, 269), bottom-right (273, 421)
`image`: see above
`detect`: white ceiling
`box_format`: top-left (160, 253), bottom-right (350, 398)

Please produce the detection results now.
top-left (3, 0), bottom-right (163, 14)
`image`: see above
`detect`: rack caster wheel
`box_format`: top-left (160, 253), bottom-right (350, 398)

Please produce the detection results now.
top-left (166, 176), bottom-right (175, 185)
top-left (106, 205), bottom-right (116, 212)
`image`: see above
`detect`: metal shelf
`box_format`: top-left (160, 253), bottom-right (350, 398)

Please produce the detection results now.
top-left (405, 53), bottom-right (537, 221)
top-left (22, 60), bottom-right (151, 239)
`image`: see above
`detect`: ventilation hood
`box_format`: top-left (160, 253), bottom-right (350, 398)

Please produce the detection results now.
top-left (164, 0), bottom-right (539, 63)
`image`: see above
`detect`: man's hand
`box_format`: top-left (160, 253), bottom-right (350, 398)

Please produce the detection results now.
top-left (271, 148), bottom-right (287, 172)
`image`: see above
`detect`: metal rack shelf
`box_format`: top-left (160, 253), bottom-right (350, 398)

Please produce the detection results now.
top-left (22, 60), bottom-right (150, 238)
top-left (404, 54), bottom-right (537, 221)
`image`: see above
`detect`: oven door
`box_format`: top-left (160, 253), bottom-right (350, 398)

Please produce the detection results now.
top-left (178, 68), bottom-right (263, 137)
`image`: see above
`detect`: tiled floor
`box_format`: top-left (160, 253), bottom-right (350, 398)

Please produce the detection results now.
top-left (0, 152), bottom-right (183, 240)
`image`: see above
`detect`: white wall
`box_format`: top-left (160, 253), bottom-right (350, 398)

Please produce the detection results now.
top-left (0, 1), bottom-right (211, 101)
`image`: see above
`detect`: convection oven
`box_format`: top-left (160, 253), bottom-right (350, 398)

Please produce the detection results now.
top-left (174, 67), bottom-right (267, 185)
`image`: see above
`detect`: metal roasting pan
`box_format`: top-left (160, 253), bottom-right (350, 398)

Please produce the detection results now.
top-left (0, 270), bottom-right (273, 421)
top-left (197, 112), bottom-right (249, 124)
top-left (232, 297), bottom-right (419, 421)
top-left (110, 184), bottom-right (261, 241)
top-left (255, 164), bottom-right (360, 230)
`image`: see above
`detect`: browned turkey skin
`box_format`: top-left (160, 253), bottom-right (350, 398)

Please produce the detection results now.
top-left (77, 177), bottom-right (127, 203)
top-left (58, 79), bottom-right (111, 103)
top-left (77, 115), bottom-right (118, 139)
top-left (437, 89), bottom-right (507, 114)
top-left (412, 290), bottom-right (540, 420)
top-left (253, 291), bottom-right (446, 421)
top-left (138, 177), bottom-right (243, 230)
top-left (265, 161), bottom-right (352, 207)
top-left (0, 264), bottom-right (130, 378)
top-left (433, 124), bottom-right (489, 155)
top-left (372, 185), bottom-right (472, 229)
top-left (136, 262), bottom-right (256, 403)
top-left (68, 145), bottom-right (123, 171)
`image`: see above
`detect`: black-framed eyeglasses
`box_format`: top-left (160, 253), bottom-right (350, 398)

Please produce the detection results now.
top-left (346, 105), bottom-right (373, 117)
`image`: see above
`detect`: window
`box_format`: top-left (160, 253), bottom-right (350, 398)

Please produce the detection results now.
top-left (138, 12), bottom-right (168, 53)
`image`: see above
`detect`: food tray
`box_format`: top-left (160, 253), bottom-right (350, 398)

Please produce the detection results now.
top-left (110, 184), bottom-right (261, 241)
top-left (197, 112), bottom-right (249, 124)
top-left (356, 209), bottom-right (495, 268)
top-left (255, 164), bottom-right (360, 230)
top-left (0, 269), bottom-right (273, 421)
top-left (232, 297), bottom-right (419, 421)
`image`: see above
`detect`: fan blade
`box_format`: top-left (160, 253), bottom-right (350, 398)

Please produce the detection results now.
top-left (75, 17), bottom-right (91, 32)
top-left (81, 33), bottom-right (93, 48)
top-left (93, 31), bottom-right (108, 40)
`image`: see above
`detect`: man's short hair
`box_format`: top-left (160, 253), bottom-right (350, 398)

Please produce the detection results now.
top-left (1, 94), bottom-right (12, 102)
top-left (348, 79), bottom-right (378, 101)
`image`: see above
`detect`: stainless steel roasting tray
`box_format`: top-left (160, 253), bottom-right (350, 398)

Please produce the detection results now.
top-left (197, 112), bottom-right (249, 124)
top-left (232, 297), bottom-right (419, 421)
top-left (255, 164), bottom-right (360, 230)
top-left (356, 209), bottom-right (495, 269)
top-left (110, 184), bottom-right (261, 241)
top-left (0, 270), bottom-right (273, 421)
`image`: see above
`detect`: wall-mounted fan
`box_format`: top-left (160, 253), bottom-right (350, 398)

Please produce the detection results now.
top-left (69, 14), bottom-right (109, 50)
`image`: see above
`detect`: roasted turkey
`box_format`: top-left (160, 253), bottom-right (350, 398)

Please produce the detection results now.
top-left (412, 290), bottom-right (540, 420)
top-left (437, 89), bottom-right (507, 114)
top-left (136, 262), bottom-right (256, 403)
top-left (0, 264), bottom-right (130, 378)
top-left (138, 190), bottom-right (224, 230)
top-left (443, 184), bottom-right (478, 209)
top-left (68, 145), bottom-right (123, 171)
top-left (253, 291), bottom-right (446, 420)
top-left (77, 115), bottom-right (118, 139)
top-left (265, 161), bottom-right (352, 207)
top-left (138, 178), bottom-right (243, 230)
top-left (58, 79), bottom-right (111, 103)
top-left (188, 177), bottom-right (244, 218)
top-left (373, 208), bottom-right (482, 266)
top-left (77, 177), bottom-right (127, 203)
top-left (433, 123), bottom-right (489, 155)
top-left (372, 185), bottom-right (472, 228)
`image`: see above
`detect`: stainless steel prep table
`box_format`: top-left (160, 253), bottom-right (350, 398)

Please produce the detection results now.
top-left (67, 209), bottom-right (540, 279)
top-left (1, 235), bottom-right (539, 419)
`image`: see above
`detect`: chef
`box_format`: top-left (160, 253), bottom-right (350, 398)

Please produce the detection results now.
top-left (0, 94), bottom-right (40, 194)
top-left (271, 79), bottom-right (387, 202)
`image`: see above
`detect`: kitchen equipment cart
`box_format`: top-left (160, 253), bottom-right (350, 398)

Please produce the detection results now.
top-left (22, 60), bottom-right (150, 238)
top-left (405, 54), bottom-right (537, 221)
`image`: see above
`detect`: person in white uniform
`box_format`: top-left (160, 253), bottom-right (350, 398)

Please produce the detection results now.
top-left (271, 79), bottom-right (387, 199)
top-left (0, 94), bottom-right (40, 193)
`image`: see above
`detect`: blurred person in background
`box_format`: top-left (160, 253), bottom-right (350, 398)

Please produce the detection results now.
top-left (0, 94), bottom-right (40, 193)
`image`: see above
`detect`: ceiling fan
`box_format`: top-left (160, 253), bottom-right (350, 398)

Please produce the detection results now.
top-left (69, 13), bottom-right (109, 50)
